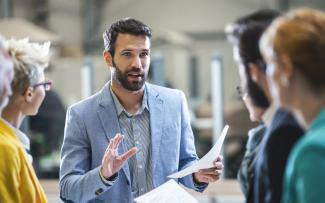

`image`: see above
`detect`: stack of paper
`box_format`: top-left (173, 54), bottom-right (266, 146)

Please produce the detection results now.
top-left (134, 180), bottom-right (199, 203)
top-left (168, 125), bottom-right (229, 178)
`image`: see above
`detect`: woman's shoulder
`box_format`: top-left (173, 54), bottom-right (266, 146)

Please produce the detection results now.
top-left (290, 128), bottom-right (325, 166)
top-left (0, 136), bottom-right (21, 166)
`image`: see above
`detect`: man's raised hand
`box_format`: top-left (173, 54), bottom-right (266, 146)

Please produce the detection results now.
top-left (100, 133), bottom-right (138, 179)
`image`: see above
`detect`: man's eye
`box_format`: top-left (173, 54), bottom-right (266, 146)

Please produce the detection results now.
top-left (122, 52), bottom-right (131, 57)
top-left (140, 52), bottom-right (149, 57)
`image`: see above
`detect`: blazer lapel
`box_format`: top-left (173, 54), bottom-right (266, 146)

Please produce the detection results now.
top-left (97, 83), bottom-right (131, 182)
top-left (147, 84), bottom-right (164, 184)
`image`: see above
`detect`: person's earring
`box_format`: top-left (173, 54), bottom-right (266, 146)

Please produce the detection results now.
top-left (280, 75), bottom-right (289, 87)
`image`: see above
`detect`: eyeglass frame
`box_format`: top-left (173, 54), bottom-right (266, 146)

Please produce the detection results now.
top-left (31, 80), bottom-right (52, 91)
top-left (236, 85), bottom-right (248, 99)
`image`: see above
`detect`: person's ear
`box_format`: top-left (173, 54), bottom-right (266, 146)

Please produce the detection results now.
top-left (278, 54), bottom-right (294, 87)
top-left (280, 54), bottom-right (294, 80)
top-left (248, 62), bottom-right (261, 83)
top-left (103, 51), bottom-right (113, 67)
top-left (23, 86), bottom-right (34, 103)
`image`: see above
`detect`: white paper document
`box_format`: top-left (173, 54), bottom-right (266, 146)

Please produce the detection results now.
top-left (134, 180), bottom-right (199, 203)
top-left (168, 125), bottom-right (229, 179)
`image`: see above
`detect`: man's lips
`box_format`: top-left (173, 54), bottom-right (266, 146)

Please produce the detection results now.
top-left (128, 73), bottom-right (144, 77)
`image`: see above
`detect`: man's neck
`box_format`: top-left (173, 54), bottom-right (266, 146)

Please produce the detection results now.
top-left (111, 80), bottom-right (144, 114)
top-left (261, 77), bottom-right (273, 104)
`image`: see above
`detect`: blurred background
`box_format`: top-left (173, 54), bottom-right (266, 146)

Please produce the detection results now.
top-left (1, 0), bottom-right (324, 202)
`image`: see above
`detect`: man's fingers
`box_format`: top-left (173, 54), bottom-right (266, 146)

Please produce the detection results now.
top-left (214, 163), bottom-right (223, 170)
top-left (215, 169), bottom-right (222, 176)
top-left (114, 134), bottom-right (124, 150)
top-left (111, 134), bottom-right (122, 149)
top-left (209, 174), bottom-right (220, 181)
top-left (201, 174), bottom-right (219, 182)
top-left (199, 168), bottom-right (215, 173)
top-left (199, 168), bottom-right (222, 176)
top-left (107, 133), bottom-right (123, 151)
top-left (120, 147), bottom-right (138, 162)
top-left (200, 163), bottom-right (223, 173)
top-left (119, 148), bottom-right (138, 162)
top-left (213, 155), bottom-right (223, 163)
top-left (219, 155), bottom-right (223, 161)
top-left (214, 157), bottom-right (223, 163)
top-left (107, 134), bottom-right (118, 150)
top-left (104, 134), bottom-right (126, 161)
top-left (107, 140), bottom-right (114, 151)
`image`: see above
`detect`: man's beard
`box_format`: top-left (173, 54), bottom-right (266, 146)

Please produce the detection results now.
top-left (112, 60), bottom-right (146, 91)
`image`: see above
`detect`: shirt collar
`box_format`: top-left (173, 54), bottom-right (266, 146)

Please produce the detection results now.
top-left (109, 83), bottom-right (149, 117)
top-left (262, 102), bottom-right (277, 127)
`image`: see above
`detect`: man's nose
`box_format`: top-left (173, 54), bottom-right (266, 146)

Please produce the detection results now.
top-left (131, 56), bottom-right (142, 69)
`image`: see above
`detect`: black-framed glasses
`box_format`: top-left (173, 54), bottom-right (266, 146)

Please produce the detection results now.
top-left (32, 81), bottom-right (52, 91)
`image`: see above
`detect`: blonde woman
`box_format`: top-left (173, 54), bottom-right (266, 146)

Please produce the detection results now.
top-left (0, 38), bottom-right (49, 202)
top-left (260, 8), bottom-right (325, 203)
top-left (2, 39), bottom-right (52, 163)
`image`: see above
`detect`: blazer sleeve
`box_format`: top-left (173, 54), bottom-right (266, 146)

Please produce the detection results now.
top-left (177, 91), bottom-right (208, 192)
top-left (59, 106), bottom-right (113, 202)
top-left (0, 143), bottom-right (21, 203)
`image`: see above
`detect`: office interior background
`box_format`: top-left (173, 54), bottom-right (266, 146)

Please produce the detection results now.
top-left (1, 0), bottom-right (324, 202)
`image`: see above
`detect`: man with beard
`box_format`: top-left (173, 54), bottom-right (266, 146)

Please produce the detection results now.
top-left (60, 18), bottom-right (223, 203)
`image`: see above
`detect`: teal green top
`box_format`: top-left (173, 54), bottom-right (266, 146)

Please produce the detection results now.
top-left (283, 107), bottom-right (325, 203)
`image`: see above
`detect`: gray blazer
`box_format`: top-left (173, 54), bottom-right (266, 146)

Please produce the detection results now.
top-left (59, 82), bottom-right (205, 203)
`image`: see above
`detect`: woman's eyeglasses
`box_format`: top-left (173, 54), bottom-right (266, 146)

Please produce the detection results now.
top-left (236, 85), bottom-right (247, 99)
top-left (32, 81), bottom-right (52, 91)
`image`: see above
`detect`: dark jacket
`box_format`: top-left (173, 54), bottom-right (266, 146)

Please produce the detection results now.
top-left (238, 123), bottom-right (266, 197)
top-left (247, 109), bottom-right (304, 203)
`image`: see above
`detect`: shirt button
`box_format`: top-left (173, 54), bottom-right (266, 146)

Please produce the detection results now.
top-left (135, 141), bottom-right (139, 145)
top-left (95, 188), bottom-right (104, 196)
top-left (138, 164), bottom-right (143, 169)
top-left (140, 188), bottom-right (144, 192)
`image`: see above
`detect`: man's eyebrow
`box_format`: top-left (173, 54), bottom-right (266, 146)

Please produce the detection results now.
top-left (120, 49), bottom-right (132, 52)
top-left (120, 48), bottom-right (150, 52)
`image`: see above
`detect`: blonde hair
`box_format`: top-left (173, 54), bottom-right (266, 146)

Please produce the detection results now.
top-left (0, 36), bottom-right (13, 97)
top-left (5, 38), bottom-right (50, 98)
top-left (260, 8), bottom-right (325, 91)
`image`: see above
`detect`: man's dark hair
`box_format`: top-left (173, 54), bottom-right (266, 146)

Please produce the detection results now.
top-left (103, 18), bottom-right (152, 56)
top-left (226, 9), bottom-right (280, 109)
top-left (239, 23), bottom-right (270, 108)
top-left (226, 9), bottom-right (281, 43)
